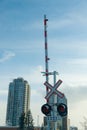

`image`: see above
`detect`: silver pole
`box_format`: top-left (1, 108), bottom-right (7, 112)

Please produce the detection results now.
top-left (53, 71), bottom-right (58, 130)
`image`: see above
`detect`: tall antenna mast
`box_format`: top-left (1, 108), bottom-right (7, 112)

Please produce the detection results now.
top-left (44, 15), bottom-right (49, 83)
top-left (44, 15), bottom-right (50, 103)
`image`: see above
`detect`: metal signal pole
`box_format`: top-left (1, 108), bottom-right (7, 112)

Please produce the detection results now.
top-left (43, 15), bottom-right (58, 130)
top-left (41, 15), bottom-right (67, 130)
top-left (44, 15), bottom-right (49, 91)
top-left (43, 14), bottom-right (50, 130)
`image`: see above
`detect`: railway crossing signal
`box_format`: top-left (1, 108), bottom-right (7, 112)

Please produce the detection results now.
top-left (41, 80), bottom-right (67, 117)
top-left (41, 103), bottom-right (67, 117)
top-left (41, 15), bottom-right (68, 130)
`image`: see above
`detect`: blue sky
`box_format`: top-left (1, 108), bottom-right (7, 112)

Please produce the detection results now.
top-left (0, 0), bottom-right (87, 129)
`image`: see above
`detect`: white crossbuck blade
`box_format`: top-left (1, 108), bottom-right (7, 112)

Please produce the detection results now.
top-left (44, 79), bottom-right (64, 100)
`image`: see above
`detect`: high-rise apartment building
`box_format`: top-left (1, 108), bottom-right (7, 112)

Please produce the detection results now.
top-left (6, 78), bottom-right (30, 126)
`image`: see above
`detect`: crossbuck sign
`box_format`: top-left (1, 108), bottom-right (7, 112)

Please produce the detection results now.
top-left (44, 79), bottom-right (64, 100)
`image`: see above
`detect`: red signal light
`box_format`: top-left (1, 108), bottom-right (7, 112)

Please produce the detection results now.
top-left (41, 104), bottom-right (51, 116)
top-left (57, 103), bottom-right (67, 117)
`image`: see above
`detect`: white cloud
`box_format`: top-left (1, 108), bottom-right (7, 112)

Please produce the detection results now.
top-left (0, 101), bottom-right (7, 126)
top-left (0, 90), bottom-right (8, 95)
top-left (48, 39), bottom-right (87, 54)
top-left (49, 18), bottom-right (73, 30)
top-left (67, 58), bottom-right (87, 65)
top-left (68, 100), bottom-right (87, 129)
top-left (61, 73), bottom-right (87, 87)
top-left (62, 85), bottom-right (87, 104)
top-left (21, 66), bottom-right (44, 85)
top-left (48, 6), bottom-right (87, 31)
top-left (0, 51), bottom-right (15, 63)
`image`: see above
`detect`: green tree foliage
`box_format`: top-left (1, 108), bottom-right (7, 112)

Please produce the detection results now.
top-left (19, 112), bottom-right (25, 129)
top-left (19, 110), bottom-right (34, 129)
top-left (25, 110), bottom-right (34, 129)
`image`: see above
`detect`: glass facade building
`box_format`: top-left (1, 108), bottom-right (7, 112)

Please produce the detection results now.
top-left (6, 78), bottom-right (30, 126)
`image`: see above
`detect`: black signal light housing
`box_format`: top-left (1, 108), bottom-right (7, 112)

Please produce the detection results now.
top-left (41, 104), bottom-right (51, 116)
top-left (57, 103), bottom-right (67, 117)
